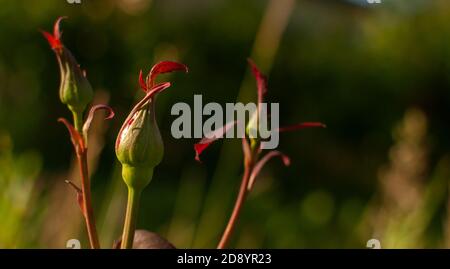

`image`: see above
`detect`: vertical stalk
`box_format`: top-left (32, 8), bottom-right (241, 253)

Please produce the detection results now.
top-left (77, 150), bottom-right (101, 249)
top-left (121, 187), bottom-right (142, 249)
top-left (71, 110), bottom-right (84, 135)
top-left (71, 108), bottom-right (101, 249)
top-left (217, 164), bottom-right (252, 249)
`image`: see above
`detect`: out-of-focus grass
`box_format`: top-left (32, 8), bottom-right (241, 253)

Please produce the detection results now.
top-left (0, 133), bottom-right (43, 248)
top-left (359, 109), bottom-right (449, 248)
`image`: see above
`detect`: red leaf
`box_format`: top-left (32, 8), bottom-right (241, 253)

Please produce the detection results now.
top-left (53, 16), bottom-right (67, 40)
top-left (41, 16), bottom-right (67, 50)
top-left (41, 31), bottom-right (61, 50)
top-left (247, 59), bottom-right (267, 105)
top-left (147, 61), bottom-right (188, 88)
top-left (82, 104), bottom-right (115, 137)
top-left (194, 121), bottom-right (237, 162)
top-left (138, 70), bottom-right (147, 92)
top-left (194, 143), bottom-right (210, 163)
top-left (278, 122), bottom-right (326, 132)
top-left (247, 151), bottom-right (290, 191)
top-left (146, 82), bottom-right (173, 98)
top-left (58, 117), bottom-right (85, 154)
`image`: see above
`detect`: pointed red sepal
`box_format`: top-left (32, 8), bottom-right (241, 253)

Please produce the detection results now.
top-left (278, 122), bottom-right (326, 132)
top-left (82, 104), bottom-right (115, 137)
top-left (138, 70), bottom-right (148, 92)
top-left (194, 121), bottom-right (237, 163)
top-left (247, 59), bottom-right (267, 105)
top-left (42, 31), bottom-right (61, 50)
top-left (146, 82), bottom-right (173, 98)
top-left (247, 151), bottom-right (290, 191)
top-left (58, 118), bottom-right (85, 154)
top-left (41, 16), bottom-right (67, 50)
top-left (147, 61), bottom-right (188, 88)
top-left (53, 17), bottom-right (66, 39)
top-left (65, 180), bottom-right (86, 217)
top-left (194, 143), bottom-right (209, 163)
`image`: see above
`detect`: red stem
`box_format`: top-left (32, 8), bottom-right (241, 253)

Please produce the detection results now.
top-left (76, 149), bottom-right (101, 249)
top-left (217, 164), bottom-right (252, 249)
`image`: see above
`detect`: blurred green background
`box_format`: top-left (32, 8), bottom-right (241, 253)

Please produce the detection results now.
top-left (0, 0), bottom-right (449, 248)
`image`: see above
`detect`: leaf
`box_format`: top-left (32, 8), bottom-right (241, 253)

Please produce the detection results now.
top-left (146, 82), bottom-right (173, 98)
top-left (41, 16), bottom-right (67, 50)
top-left (138, 70), bottom-right (147, 92)
top-left (247, 151), bottom-right (290, 191)
top-left (82, 104), bottom-right (115, 138)
top-left (41, 31), bottom-right (60, 50)
top-left (58, 117), bottom-right (85, 154)
top-left (247, 58), bottom-right (267, 105)
top-left (194, 121), bottom-right (237, 162)
top-left (147, 61), bottom-right (188, 88)
top-left (278, 122), bottom-right (326, 132)
top-left (53, 16), bottom-right (67, 40)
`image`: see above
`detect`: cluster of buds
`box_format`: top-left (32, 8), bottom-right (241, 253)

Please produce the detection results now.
top-left (44, 17), bottom-right (189, 249)
top-left (44, 17), bottom-right (323, 250)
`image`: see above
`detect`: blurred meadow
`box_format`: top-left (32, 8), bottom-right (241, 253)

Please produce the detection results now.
top-left (0, 0), bottom-right (449, 248)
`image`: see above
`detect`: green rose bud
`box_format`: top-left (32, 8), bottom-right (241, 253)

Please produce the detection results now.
top-left (42, 17), bottom-right (93, 117)
top-left (116, 61), bottom-right (188, 191)
top-left (57, 48), bottom-right (93, 114)
top-left (116, 100), bottom-right (163, 190)
top-left (116, 62), bottom-right (188, 249)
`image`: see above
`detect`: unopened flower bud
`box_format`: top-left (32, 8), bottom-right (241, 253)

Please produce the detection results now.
top-left (116, 61), bottom-right (188, 191)
top-left (116, 101), bottom-right (163, 190)
top-left (43, 17), bottom-right (93, 114)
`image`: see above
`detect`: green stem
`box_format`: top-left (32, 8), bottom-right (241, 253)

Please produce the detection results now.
top-left (121, 187), bottom-right (142, 249)
top-left (71, 109), bottom-right (84, 133)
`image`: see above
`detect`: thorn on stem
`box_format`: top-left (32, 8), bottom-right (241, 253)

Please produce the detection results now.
top-left (65, 180), bottom-right (86, 216)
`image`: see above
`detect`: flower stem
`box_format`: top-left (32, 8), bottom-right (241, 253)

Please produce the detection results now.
top-left (71, 108), bottom-right (101, 249)
top-left (121, 187), bottom-right (142, 249)
top-left (217, 164), bottom-right (252, 249)
top-left (76, 149), bottom-right (101, 249)
top-left (71, 109), bottom-right (84, 135)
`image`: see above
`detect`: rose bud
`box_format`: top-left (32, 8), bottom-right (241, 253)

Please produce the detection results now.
top-left (115, 93), bottom-right (164, 190)
top-left (42, 17), bottom-right (93, 127)
top-left (116, 62), bottom-right (188, 190)
top-left (116, 61), bottom-right (187, 249)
